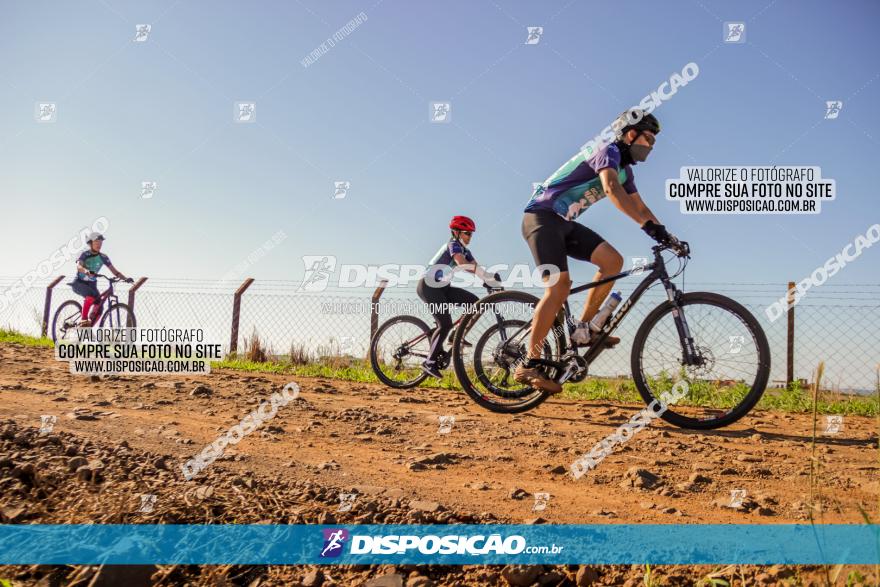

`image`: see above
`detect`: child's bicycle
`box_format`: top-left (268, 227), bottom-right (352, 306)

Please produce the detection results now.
top-left (51, 275), bottom-right (137, 343)
top-left (450, 240), bottom-right (771, 429)
top-left (369, 283), bottom-right (501, 388)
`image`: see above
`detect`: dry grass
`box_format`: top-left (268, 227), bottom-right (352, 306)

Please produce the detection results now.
top-left (242, 328), bottom-right (270, 363)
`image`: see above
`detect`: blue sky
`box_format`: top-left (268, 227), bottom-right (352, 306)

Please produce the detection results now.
top-left (2, 0), bottom-right (879, 287)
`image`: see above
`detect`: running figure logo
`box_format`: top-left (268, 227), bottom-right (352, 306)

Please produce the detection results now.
top-left (630, 257), bottom-right (649, 276)
top-left (134, 24), bottom-right (151, 42)
top-left (824, 415), bottom-right (843, 435)
top-left (39, 415), bottom-right (57, 436)
top-left (35, 103), bottom-right (57, 123)
top-left (723, 22), bottom-right (745, 43)
top-left (235, 102), bottom-right (256, 123)
top-left (299, 255), bottom-right (337, 292)
top-left (824, 101), bottom-right (843, 119)
top-left (320, 528), bottom-right (349, 558)
top-left (525, 27), bottom-right (543, 44)
top-left (728, 335), bottom-right (745, 354)
top-left (333, 181), bottom-right (351, 199)
top-left (430, 102), bottom-right (451, 123)
top-left (141, 181), bottom-right (158, 199)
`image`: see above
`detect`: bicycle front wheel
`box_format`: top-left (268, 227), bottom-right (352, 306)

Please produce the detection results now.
top-left (631, 292), bottom-right (770, 429)
top-left (369, 315), bottom-right (431, 389)
top-left (452, 290), bottom-right (565, 414)
top-left (51, 300), bottom-right (83, 343)
top-left (99, 303), bottom-right (137, 328)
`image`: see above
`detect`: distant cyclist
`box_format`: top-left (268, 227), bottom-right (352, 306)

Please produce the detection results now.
top-left (417, 216), bottom-right (500, 379)
top-left (515, 110), bottom-right (679, 393)
top-left (71, 232), bottom-right (133, 326)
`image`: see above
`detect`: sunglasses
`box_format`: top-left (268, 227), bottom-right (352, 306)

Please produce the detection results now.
top-left (460, 231), bottom-right (473, 236)
top-left (638, 131), bottom-right (656, 146)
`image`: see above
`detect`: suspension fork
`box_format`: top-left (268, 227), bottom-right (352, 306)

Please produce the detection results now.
top-left (663, 279), bottom-right (699, 365)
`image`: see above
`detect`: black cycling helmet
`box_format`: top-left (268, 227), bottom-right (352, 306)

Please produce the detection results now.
top-left (614, 109), bottom-right (661, 137)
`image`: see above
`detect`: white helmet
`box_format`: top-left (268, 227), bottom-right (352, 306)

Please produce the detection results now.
top-left (86, 232), bottom-right (105, 244)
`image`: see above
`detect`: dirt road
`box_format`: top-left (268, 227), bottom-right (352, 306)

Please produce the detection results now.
top-left (1, 341), bottom-right (878, 585)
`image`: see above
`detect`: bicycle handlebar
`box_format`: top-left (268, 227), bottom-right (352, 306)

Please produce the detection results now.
top-left (653, 239), bottom-right (690, 258)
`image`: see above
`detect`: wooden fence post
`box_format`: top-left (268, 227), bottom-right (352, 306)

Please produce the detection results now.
top-left (41, 276), bottom-right (65, 338)
top-left (127, 277), bottom-right (148, 315)
top-left (229, 278), bottom-right (254, 355)
top-left (370, 280), bottom-right (388, 343)
top-left (786, 280), bottom-right (795, 387)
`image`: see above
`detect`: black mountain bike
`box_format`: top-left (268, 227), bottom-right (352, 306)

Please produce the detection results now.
top-left (451, 241), bottom-right (771, 429)
top-left (370, 284), bottom-right (501, 388)
top-left (52, 275), bottom-right (137, 343)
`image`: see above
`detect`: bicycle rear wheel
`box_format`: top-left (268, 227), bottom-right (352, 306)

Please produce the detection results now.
top-left (631, 292), bottom-right (770, 429)
top-left (452, 290), bottom-right (565, 413)
top-left (51, 300), bottom-right (82, 343)
top-left (369, 315), bottom-right (431, 388)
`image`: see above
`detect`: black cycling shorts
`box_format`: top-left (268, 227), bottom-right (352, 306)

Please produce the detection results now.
top-left (521, 210), bottom-right (605, 276)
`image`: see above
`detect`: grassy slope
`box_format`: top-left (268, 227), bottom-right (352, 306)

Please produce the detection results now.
top-left (1, 328), bottom-right (875, 416)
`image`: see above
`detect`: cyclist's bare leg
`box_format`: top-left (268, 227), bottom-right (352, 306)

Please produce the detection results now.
top-left (580, 243), bottom-right (623, 323)
top-left (527, 272), bottom-right (571, 359)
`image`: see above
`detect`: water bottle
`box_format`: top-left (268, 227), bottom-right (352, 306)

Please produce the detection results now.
top-left (589, 291), bottom-right (622, 332)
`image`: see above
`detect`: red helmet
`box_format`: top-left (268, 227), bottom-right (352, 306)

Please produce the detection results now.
top-left (449, 215), bottom-right (476, 232)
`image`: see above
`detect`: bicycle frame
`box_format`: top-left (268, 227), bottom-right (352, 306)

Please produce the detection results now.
top-left (394, 285), bottom-right (504, 358)
top-left (500, 244), bottom-right (698, 376)
top-left (573, 245), bottom-right (696, 366)
top-left (88, 276), bottom-right (122, 327)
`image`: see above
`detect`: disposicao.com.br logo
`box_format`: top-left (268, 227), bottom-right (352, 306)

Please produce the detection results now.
top-left (320, 529), bottom-right (563, 557)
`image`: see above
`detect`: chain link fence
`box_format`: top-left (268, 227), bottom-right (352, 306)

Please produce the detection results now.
top-left (1, 276), bottom-right (877, 393)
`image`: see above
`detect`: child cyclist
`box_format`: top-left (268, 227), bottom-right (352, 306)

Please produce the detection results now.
top-left (71, 232), bottom-right (133, 326)
top-left (417, 216), bottom-right (501, 379)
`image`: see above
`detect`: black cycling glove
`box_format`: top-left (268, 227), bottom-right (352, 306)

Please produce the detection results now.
top-left (641, 220), bottom-right (671, 243)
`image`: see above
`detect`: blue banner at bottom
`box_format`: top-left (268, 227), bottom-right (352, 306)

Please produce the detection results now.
top-left (0, 524), bottom-right (877, 565)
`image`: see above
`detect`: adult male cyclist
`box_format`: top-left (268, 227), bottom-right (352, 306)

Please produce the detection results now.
top-left (71, 232), bottom-right (133, 326)
top-left (515, 109), bottom-right (679, 393)
top-left (417, 216), bottom-right (500, 379)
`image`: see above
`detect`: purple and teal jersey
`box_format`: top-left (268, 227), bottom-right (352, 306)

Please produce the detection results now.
top-left (427, 238), bottom-right (475, 283)
top-left (525, 143), bottom-right (638, 221)
top-left (76, 251), bottom-right (111, 282)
